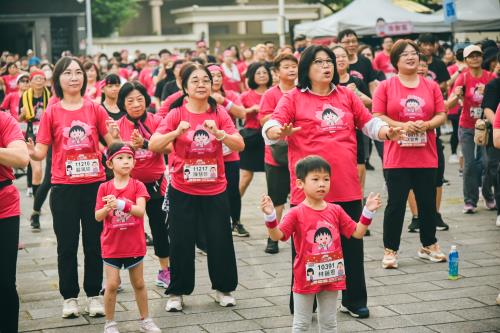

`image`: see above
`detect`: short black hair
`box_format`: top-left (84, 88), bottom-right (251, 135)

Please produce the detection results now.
top-left (246, 62), bottom-right (272, 90)
top-left (297, 45), bottom-right (339, 90)
top-left (418, 33), bottom-right (436, 45)
top-left (159, 49), bottom-right (171, 57)
top-left (264, 41), bottom-right (274, 45)
top-left (456, 48), bottom-right (464, 62)
top-left (117, 81), bottom-right (151, 113)
top-left (104, 73), bottom-right (121, 85)
top-left (338, 29), bottom-right (358, 43)
top-left (52, 57), bottom-right (87, 99)
top-left (314, 227), bottom-right (332, 241)
top-left (191, 57), bottom-right (206, 65)
top-left (170, 63), bottom-right (217, 112)
top-left (295, 155), bottom-right (331, 181)
top-left (294, 34), bottom-right (306, 42)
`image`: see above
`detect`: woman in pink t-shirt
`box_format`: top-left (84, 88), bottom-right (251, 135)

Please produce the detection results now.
top-left (149, 63), bottom-right (244, 312)
top-left (83, 61), bottom-right (102, 104)
top-left (264, 45), bottom-right (402, 318)
top-left (27, 57), bottom-right (118, 319)
top-left (2, 62), bottom-right (20, 95)
top-left (1, 73), bottom-right (29, 120)
top-left (373, 39), bottom-right (447, 269)
top-left (0, 111), bottom-right (29, 333)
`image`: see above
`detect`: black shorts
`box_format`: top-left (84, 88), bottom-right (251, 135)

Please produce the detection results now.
top-left (103, 256), bottom-right (144, 270)
top-left (240, 131), bottom-right (265, 172)
top-left (356, 130), bottom-right (365, 164)
top-left (265, 163), bottom-right (290, 206)
top-left (436, 137), bottom-right (445, 187)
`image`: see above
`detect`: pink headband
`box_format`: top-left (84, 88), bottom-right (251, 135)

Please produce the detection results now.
top-left (207, 64), bottom-right (223, 73)
top-left (30, 70), bottom-right (45, 80)
top-left (107, 146), bottom-right (135, 161)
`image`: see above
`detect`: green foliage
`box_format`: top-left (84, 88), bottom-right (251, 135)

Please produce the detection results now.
top-left (91, 0), bottom-right (140, 37)
top-left (299, 0), bottom-right (354, 13)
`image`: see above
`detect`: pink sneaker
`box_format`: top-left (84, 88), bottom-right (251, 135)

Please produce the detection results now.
top-left (155, 269), bottom-right (170, 289)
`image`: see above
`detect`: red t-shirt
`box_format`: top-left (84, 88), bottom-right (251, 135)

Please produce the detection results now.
top-left (493, 104), bottom-right (500, 129)
top-left (373, 52), bottom-right (396, 77)
top-left (139, 67), bottom-right (155, 97)
top-left (96, 178), bottom-right (150, 258)
top-left (446, 65), bottom-right (466, 116)
top-left (36, 100), bottom-right (109, 184)
top-left (0, 112), bottom-right (24, 219)
top-left (272, 86), bottom-right (372, 204)
top-left (222, 64), bottom-right (241, 93)
top-left (0, 92), bottom-right (21, 120)
top-left (116, 113), bottom-right (166, 184)
top-left (259, 85), bottom-right (287, 167)
top-left (279, 203), bottom-right (356, 294)
top-left (156, 104), bottom-right (237, 196)
top-left (222, 90), bottom-right (242, 163)
top-left (373, 76), bottom-right (443, 169)
top-left (2, 75), bottom-right (18, 95)
top-left (455, 70), bottom-right (496, 129)
top-left (158, 91), bottom-right (183, 118)
top-left (85, 83), bottom-right (102, 103)
top-left (241, 89), bottom-right (264, 129)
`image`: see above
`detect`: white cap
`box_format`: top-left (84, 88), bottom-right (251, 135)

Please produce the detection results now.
top-left (463, 45), bottom-right (483, 58)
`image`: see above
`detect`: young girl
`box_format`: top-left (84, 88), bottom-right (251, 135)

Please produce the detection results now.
top-left (260, 156), bottom-right (381, 332)
top-left (95, 142), bottom-right (161, 333)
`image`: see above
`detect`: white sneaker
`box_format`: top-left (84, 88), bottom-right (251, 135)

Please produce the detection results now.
top-left (215, 290), bottom-right (236, 307)
top-left (448, 154), bottom-right (459, 164)
top-left (496, 293), bottom-right (500, 305)
top-left (104, 320), bottom-right (120, 333)
top-left (382, 249), bottom-right (398, 269)
top-left (62, 298), bottom-right (80, 318)
top-left (165, 295), bottom-right (183, 312)
top-left (140, 317), bottom-right (161, 333)
top-left (496, 215), bottom-right (500, 227)
top-left (86, 295), bottom-right (105, 317)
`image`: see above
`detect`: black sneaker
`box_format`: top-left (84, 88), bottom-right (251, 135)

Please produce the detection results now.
top-left (365, 229), bottom-right (371, 236)
top-left (264, 238), bottom-right (279, 254)
top-left (339, 305), bottom-right (370, 318)
top-left (145, 233), bottom-right (154, 246)
top-left (408, 216), bottom-right (420, 233)
top-left (30, 213), bottom-right (41, 232)
top-left (435, 212), bottom-right (449, 231)
top-left (365, 161), bottom-right (375, 171)
top-left (232, 223), bottom-right (250, 237)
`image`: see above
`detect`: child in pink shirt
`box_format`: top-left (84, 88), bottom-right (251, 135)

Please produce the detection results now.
top-left (260, 156), bottom-right (381, 332)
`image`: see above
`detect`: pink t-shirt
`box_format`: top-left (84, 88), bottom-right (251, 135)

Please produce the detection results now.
top-left (222, 90), bottom-right (243, 163)
top-left (0, 112), bottom-right (24, 219)
top-left (85, 83), bottom-right (102, 102)
top-left (2, 75), bottom-right (18, 95)
top-left (259, 85), bottom-right (286, 166)
top-left (139, 67), bottom-right (155, 97)
top-left (241, 89), bottom-right (264, 129)
top-left (1, 92), bottom-right (21, 120)
top-left (446, 65), bottom-right (466, 116)
top-left (156, 104), bottom-right (237, 196)
top-left (37, 99), bottom-right (109, 184)
top-left (272, 86), bottom-right (372, 204)
top-left (373, 52), bottom-right (396, 77)
top-left (373, 76), bottom-right (444, 169)
top-left (455, 70), bottom-right (496, 129)
top-left (158, 91), bottom-right (183, 118)
top-left (222, 64), bottom-right (241, 93)
top-left (493, 104), bottom-right (500, 129)
top-left (96, 178), bottom-right (150, 258)
top-left (116, 113), bottom-right (166, 184)
top-left (279, 203), bottom-right (356, 294)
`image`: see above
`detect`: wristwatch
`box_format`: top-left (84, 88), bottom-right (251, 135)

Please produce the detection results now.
top-left (142, 140), bottom-right (149, 149)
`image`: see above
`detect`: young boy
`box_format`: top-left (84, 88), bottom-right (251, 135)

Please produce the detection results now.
top-left (260, 156), bottom-right (381, 332)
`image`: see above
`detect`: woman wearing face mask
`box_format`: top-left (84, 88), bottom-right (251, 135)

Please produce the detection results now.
top-left (26, 57), bottom-right (118, 319)
top-left (41, 63), bottom-right (54, 89)
top-left (84, 62), bottom-right (102, 104)
top-left (149, 63), bottom-right (244, 312)
top-left (98, 54), bottom-right (109, 76)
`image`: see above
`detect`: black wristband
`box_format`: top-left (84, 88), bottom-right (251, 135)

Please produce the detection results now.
top-left (142, 140), bottom-right (149, 149)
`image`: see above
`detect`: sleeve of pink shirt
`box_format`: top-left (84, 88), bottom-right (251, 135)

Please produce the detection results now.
top-left (226, 90), bottom-right (242, 106)
top-left (278, 207), bottom-right (298, 241)
top-left (158, 92), bottom-right (182, 118)
top-left (95, 103), bottom-right (110, 138)
top-left (348, 87), bottom-right (373, 129)
top-left (135, 180), bottom-right (151, 202)
top-left (218, 106), bottom-right (238, 135)
top-left (36, 106), bottom-right (53, 145)
top-left (372, 54), bottom-right (381, 71)
top-left (272, 91), bottom-right (295, 126)
top-left (333, 205), bottom-right (357, 239)
top-left (259, 90), bottom-right (274, 121)
top-left (371, 80), bottom-right (388, 115)
top-left (156, 107), bottom-right (179, 134)
top-left (1, 113), bottom-right (24, 144)
top-left (0, 93), bottom-right (11, 110)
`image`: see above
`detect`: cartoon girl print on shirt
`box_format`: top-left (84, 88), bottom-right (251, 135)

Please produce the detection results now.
top-left (113, 209), bottom-right (130, 224)
top-left (63, 120), bottom-right (92, 149)
top-left (307, 220), bottom-right (339, 254)
top-left (471, 85), bottom-right (484, 104)
top-left (315, 104), bottom-right (346, 132)
top-left (314, 227), bottom-right (333, 252)
top-left (400, 95), bottom-right (425, 118)
top-left (186, 124), bottom-right (216, 154)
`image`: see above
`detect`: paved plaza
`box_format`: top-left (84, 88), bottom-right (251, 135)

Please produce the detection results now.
top-left (15, 137), bottom-right (500, 333)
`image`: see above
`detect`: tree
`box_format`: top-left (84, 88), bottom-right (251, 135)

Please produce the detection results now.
top-left (92, 0), bottom-right (140, 37)
top-left (299, 0), bottom-right (353, 13)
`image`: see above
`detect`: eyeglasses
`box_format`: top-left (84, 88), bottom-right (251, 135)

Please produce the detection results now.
top-left (312, 59), bottom-right (334, 67)
top-left (189, 79), bottom-right (212, 86)
top-left (400, 51), bottom-right (419, 58)
top-left (18, 79), bottom-right (29, 84)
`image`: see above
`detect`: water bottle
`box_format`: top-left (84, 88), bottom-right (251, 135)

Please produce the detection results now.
top-left (448, 245), bottom-right (459, 280)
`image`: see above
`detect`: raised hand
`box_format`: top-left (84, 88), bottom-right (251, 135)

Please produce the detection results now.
top-left (106, 119), bottom-right (120, 139)
top-left (260, 194), bottom-right (275, 215)
top-left (203, 119), bottom-right (219, 135)
top-left (176, 121), bottom-right (190, 136)
top-left (131, 129), bottom-right (144, 149)
top-left (279, 123), bottom-right (301, 138)
top-left (365, 192), bottom-right (382, 212)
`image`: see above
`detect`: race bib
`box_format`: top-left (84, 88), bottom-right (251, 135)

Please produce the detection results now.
top-left (183, 158), bottom-right (217, 183)
top-left (222, 143), bottom-right (232, 156)
top-left (65, 153), bottom-right (100, 178)
top-left (470, 107), bottom-right (483, 119)
top-left (305, 251), bottom-right (345, 287)
top-left (399, 132), bottom-right (427, 147)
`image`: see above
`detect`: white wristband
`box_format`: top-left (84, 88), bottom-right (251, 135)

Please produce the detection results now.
top-left (116, 199), bottom-right (126, 211)
top-left (226, 101), bottom-right (234, 110)
top-left (264, 210), bottom-right (277, 222)
top-left (362, 206), bottom-right (376, 219)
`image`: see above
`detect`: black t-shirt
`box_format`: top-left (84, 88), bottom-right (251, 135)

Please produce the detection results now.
top-left (339, 75), bottom-right (370, 97)
top-left (482, 76), bottom-right (500, 112)
top-left (349, 55), bottom-right (377, 86)
top-left (101, 103), bottom-right (125, 121)
top-left (154, 69), bottom-right (176, 100)
top-left (161, 80), bottom-right (180, 101)
top-left (428, 56), bottom-right (450, 84)
top-left (20, 95), bottom-right (44, 121)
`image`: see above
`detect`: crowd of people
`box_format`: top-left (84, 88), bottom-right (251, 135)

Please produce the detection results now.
top-left (0, 30), bottom-right (499, 333)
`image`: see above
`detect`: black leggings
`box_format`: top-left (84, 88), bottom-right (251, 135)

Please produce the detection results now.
top-left (0, 215), bottom-right (20, 333)
top-left (145, 194), bottom-right (169, 258)
top-left (33, 147), bottom-right (52, 212)
top-left (383, 168), bottom-right (438, 251)
top-left (289, 200), bottom-right (367, 312)
top-left (448, 113), bottom-right (460, 155)
top-left (224, 161), bottom-right (241, 225)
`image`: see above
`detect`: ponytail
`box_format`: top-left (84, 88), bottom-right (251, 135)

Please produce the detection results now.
top-left (170, 92), bottom-right (187, 111)
top-left (208, 96), bottom-right (218, 113)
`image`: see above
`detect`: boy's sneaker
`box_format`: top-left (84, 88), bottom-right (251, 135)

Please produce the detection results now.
top-left (418, 243), bottom-right (447, 263)
top-left (86, 296), bottom-right (105, 317)
top-left (62, 298), bottom-right (80, 318)
top-left (339, 305), bottom-right (370, 318)
top-left (463, 204), bottom-right (476, 214)
top-left (155, 269), bottom-right (171, 289)
top-left (165, 295), bottom-right (183, 312)
top-left (104, 321), bottom-right (120, 333)
top-left (145, 233), bottom-right (154, 246)
top-left (496, 215), bottom-right (500, 227)
top-left (215, 290), bottom-right (236, 307)
top-left (435, 213), bottom-right (449, 231)
top-left (264, 238), bottom-right (279, 254)
top-left (232, 223), bottom-right (250, 237)
top-left (408, 216), bottom-right (420, 233)
top-left (30, 212), bottom-right (41, 232)
top-left (448, 154), bottom-right (459, 164)
top-left (139, 317), bottom-right (161, 333)
top-left (382, 248), bottom-right (398, 269)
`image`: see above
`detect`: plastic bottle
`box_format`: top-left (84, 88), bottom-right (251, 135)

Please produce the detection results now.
top-left (448, 245), bottom-right (459, 280)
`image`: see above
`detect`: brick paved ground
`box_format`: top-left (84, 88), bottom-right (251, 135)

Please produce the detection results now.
top-left (16, 137), bottom-right (500, 332)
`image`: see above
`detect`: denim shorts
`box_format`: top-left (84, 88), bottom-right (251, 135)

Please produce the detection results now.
top-left (103, 256), bottom-right (144, 270)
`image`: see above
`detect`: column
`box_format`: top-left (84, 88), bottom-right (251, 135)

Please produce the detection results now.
top-left (33, 17), bottom-right (52, 61)
top-left (150, 0), bottom-right (163, 36)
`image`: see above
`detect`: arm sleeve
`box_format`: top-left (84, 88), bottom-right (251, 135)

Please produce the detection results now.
top-left (371, 80), bottom-right (388, 115)
top-left (494, 104), bottom-right (500, 129)
top-left (350, 88), bottom-right (373, 130)
top-left (278, 208), bottom-right (298, 241)
top-left (0, 93), bottom-right (11, 110)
